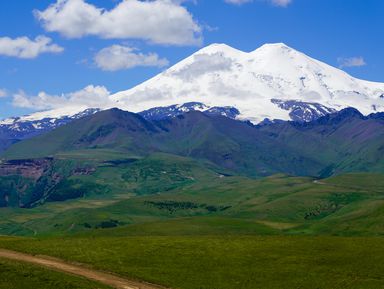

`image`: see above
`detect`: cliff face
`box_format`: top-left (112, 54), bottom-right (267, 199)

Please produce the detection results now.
top-left (0, 158), bottom-right (53, 179)
top-left (0, 158), bottom-right (95, 208)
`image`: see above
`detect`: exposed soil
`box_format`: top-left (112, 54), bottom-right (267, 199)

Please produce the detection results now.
top-left (0, 249), bottom-right (167, 289)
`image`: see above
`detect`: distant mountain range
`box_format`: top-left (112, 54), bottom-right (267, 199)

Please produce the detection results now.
top-left (0, 105), bottom-right (383, 208)
top-left (3, 107), bottom-right (384, 177)
top-left (0, 103), bottom-right (242, 152)
top-left (1, 43), bottom-right (384, 146)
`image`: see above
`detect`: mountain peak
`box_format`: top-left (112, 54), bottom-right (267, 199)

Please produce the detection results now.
top-left (337, 107), bottom-right (364, 118)
top-left (196, 43), bottom-right (245, 55)
top-left (252, 42), bottom-right (298, 56)
top-left (258, 42), bottom-right (291, 49)
top-left (110, 40), bottom-right (384, 122)
top-left (197, 42), bottom-right (295, 56)
top-left (4, 42), bottom-right (384, 129)
top-left (311, 107), bottom-right (364, 126)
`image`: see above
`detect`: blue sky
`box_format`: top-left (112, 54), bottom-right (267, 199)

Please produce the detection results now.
top-left (0, 0), bottom-right (383, 118)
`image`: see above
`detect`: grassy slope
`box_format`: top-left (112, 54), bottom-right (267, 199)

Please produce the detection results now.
top-left (1, 170), bottom-right (384, 237)
top-left (0, 257), bottom-right (110, 289)
top-left (1, 147), bottom-right (384, 238)
top-left (1, 165), bottom-right (384, 288)
top-left (1, 236), bottom-right (384, 289)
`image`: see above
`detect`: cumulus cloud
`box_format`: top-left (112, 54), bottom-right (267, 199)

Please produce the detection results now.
top-left (0, 36), bottom-right (63, 59)
top-left (224, 0), bottom-right (292, 7)
top-left (338, 57), bottom-right (367, 68)
top-left (94, 45), bottom-right (169, 71)
top-left (170, 52), bottom-right (233, 80)
top-left (35, 0), bottom-right (202, 46)
top-left (12, 85), bottom-right (113, 110)
top-left (224, 0), bottom-right (252, 4)
top-left (270, 0), bottom-right (292, 7)
top-left (0, 89), bottom-right (7, 98)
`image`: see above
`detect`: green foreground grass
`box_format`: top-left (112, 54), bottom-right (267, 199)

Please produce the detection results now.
top-left (1, 153), bottom-right (384, 288)
top-left (0, 257), bottom-right (110, 289)
top-left (1, 235), bottom-right (384, 289)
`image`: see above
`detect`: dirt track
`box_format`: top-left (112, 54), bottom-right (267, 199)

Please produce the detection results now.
top-left (0, 249), bottom-right (166, 289)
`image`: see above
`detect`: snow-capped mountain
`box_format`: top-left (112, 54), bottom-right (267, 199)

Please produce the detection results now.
top-left (1, 42), bottom-right (384, 145)
top-left (0, 107), bottom-right (100, 132)
top-left (0, 103), bottom-right (240, 152)
top-left (112, 43), bottom-right (384, 123)
top-left (0, 108), bottom-right (100, 150)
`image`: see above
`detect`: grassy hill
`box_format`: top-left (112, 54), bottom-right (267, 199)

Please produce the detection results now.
top-left (1, 167), bottom-right (384, 237)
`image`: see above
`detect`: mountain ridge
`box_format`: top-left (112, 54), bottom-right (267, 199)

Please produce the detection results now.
top-left (2, 42), bottom-right (384, 125)
top-left (1, 42), bottom-right (384, 153)
top-left (1, 106), bottom-right (383, 211)
top-left (3, 107), bottom-right (384, 178)
top-left (112, 42), bottom-right (384, 122)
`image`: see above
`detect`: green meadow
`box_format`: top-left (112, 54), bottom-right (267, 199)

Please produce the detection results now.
top-left (1, 235), bottom-right (384, 289)
top-left (1, 153), bottom-right (384, 288)
top-left (0, 257), bottom-right (110, 289)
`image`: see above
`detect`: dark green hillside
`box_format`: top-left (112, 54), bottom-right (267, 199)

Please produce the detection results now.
top-left (156, 112), bottom-right (324, 176)
top-left (3, 109), bottom-right (321, 177)
top-left (3, 108), bottom-right (161, 159)
top-left (0, 108), bottom-right (384, 237)
top-left (3, 108), bottom-right (384, 178)
top-left (259, 108), bottom-right (384, 176)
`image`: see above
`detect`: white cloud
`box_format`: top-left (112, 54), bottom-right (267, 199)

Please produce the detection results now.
top-left (224, 0), bottom-right (252, 4)
top-left (12, 85), bottom-right (113, 110)
top-left (35, 0), bottom-right (202, 46)
top-left (338, 57), bottom-right (367, 68)
top-left (270, 0), bottom-right (292, 7)
top-left (0, 89), bottom-right (7, 98)
top-left (94, 45), bottom-right (169, 71)
top-left (224, 0), bottom-right (292, 7)
top-left (170, 52), bottom-right (233, 80)
top-left (0, 36), bottom-right (63, 59)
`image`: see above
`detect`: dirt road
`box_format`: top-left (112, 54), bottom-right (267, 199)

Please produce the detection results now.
top-left (0, 249), bottom-right (166, 289)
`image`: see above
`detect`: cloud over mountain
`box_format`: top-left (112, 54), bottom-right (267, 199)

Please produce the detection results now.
top-left (94, 45), bottom-right (169, 71)
top-left (35, 0), bottom-right (202, 46)
top-left (12, 85), bottom-right (113, 110)
top-left (338, 57), bottom-right (367, 68)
